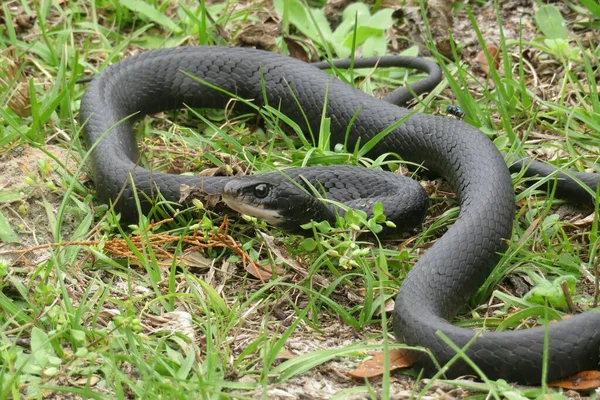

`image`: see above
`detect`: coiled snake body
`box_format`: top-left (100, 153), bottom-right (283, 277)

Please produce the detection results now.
top-left (80, 46), bottom-right (600, 384)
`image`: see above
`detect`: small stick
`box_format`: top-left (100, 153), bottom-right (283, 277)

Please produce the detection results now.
top-left (560, 280), bottom-right (577, 313)
top-left (594, 257), bottom-right (599, 308)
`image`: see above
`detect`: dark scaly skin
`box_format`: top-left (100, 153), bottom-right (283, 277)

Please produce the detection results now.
top-left (220, 165), bottom-right (429, 234)
top-left (79, 46), bottom-right (600, 384)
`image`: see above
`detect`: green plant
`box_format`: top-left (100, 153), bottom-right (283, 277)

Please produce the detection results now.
top-left (273, 0), bottom-right (396, 58)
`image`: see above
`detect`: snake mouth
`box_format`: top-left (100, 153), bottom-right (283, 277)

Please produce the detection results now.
top-left (222, 182), bottom-right (283, 226)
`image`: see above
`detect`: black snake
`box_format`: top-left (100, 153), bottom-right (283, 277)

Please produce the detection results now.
top-left (79, 46), bottom-right (600, 384)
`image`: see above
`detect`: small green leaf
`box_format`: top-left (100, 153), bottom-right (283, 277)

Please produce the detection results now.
top-left (301, 219), bottom-right (332, 233)
top-left (300, 238), bottom-right (317, 251)
top-left (367, 219), bottom-right (383, 233)
top-left (0, 211), bottom-right (19, 243)
top-left (31, 327), bottom-right (55, 368)
top-left (342, 26), bottom-right (384, 49)
top-left (0, 191), bottom-right (24, 203)
top-left (493, 134), bottom-right (510, 150)
top-left (75, 348), bottom-right (88, 358)
top-left (372, 202), bottom-right (384, 217)
top-left (43, 367), bottom-right (59, 377)
top-left (535, 5), bottom-right (569, 40)
top-left (71, 329), bottom-right (86, 343)
top-left (523, 275), bottom-right (577, 310)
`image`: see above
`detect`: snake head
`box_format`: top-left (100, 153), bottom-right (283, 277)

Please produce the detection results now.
top-left (222, 179), bottom-right (281, 226)
top-left (222, 174), bottom-right (336, 233)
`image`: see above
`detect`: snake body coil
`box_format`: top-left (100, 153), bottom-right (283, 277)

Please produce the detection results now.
top-left (80, 46), bottom-right (600, 384)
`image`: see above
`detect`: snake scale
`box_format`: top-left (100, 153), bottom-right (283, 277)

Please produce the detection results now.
top-left (79, 46), bottom-right (600, 384)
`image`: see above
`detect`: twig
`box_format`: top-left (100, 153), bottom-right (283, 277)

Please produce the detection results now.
top-left (560, 280), bottom-right (576, 313)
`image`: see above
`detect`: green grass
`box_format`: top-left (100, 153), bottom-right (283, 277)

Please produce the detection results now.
top-left (1, 0), bottom-right (599, 398)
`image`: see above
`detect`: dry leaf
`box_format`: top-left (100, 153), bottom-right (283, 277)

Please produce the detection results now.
top-left (237, 18), bottom-right (280, 50)
top-left (472, 46), bottom-right (500, 75)
top-left (347, 349), bottom-right (415, 379)
top-left (180, 250), bottom-right (213, 270)
top-left (73, 375), bottom-right (100, 386)
top-left (549, 370), bottom-right (600, 390)
top-left (156, 311), bottom-right (196, 342)
top-left (275, 348), bottom-right (297, 361)
top-left (244, 261), bottom-right (285, 281)
top-left (179, 184), bottom-right (222, 209)
top-left (426, 0), bottom-right (454, 59)
top-left (257, 231), bottom-right (304, 272)
top-left (0, 47), bottom-right (31, 117)
top-left (573, 213), bottom-right (596, 227)
top-left (284, 37), bottom-right (310, 63)
top-left (15, 15), bottom-right (36, 32)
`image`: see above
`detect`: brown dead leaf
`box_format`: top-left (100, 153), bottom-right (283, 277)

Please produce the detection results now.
top-left (258, 231), bottom-right (304, 273)
top-left (198, 166), bottom-right (232, 177)
top-left (73, 375), bottom-right (101, 387)
top-left (245, 261), bottom-right (285, 282)
top-left (347, 349), bottom-right (415, 379)
top-left (276, 348), bottom-right (297, 361)
top-left (245, 262), bottom-right (272, 280)
top-left (15, 15), bottom-right (36, 32)
top-left (153, 311), bottom-right (196, 342)
top-left (472, 46), bottom-right (500, 75)
top-left (179, 184), bottom-right (222, 209)
top-left (374, 298), bottom-right (396, 316)
top-left (0, 47), bottom-right (31, 117)
top-left (573, 213), bottom-right (596, 227)
top-left (180, 250), bottom-right (213, 270)
top-left (128, 249), bottom-right (213, 270)
top-left (549, 370), bottom-right (600, 390)
top-left (284, 37), bottom-right (310, 63)
top-left (237, 18), bottom-right (281, 50)
top-left (426, 0), bottom-right (454, 59)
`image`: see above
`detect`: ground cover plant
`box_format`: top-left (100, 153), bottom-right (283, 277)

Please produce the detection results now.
top-left (0, 0), bottom-right (599, 398)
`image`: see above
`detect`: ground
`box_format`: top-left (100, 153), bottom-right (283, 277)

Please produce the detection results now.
top-left (1, 0), bottom-right (599, 399)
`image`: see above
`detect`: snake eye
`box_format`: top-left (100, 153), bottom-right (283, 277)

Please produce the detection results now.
top-left (253, 184), bottom-right (270, 199)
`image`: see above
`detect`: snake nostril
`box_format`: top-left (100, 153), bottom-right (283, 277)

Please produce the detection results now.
top-left (222, 181), bottom-right (237, 198)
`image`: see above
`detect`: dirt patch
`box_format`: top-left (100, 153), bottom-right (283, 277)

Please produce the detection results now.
top-left (0, 144), bottom-right (84, 266)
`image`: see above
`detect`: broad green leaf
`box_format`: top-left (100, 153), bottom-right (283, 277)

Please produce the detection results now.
top-left (120, 0), bottom-right (182, 34)
top-left (341, 3), bottom-right (371, 23)
top-left (342, 26), bottom-right (385, 49)
top-left (331, 18), bottom-right (355, 44)
top-left (273, 0), bottom-right (332, 45)
top-left (366, 8), bottom-right (394, 29)
top-left (524, 275), bottom-right (577, 310)
top-left (400, 46), bottom-right (419, 57)
top-left (535, 5), bottom-right (569, 40)
top-left (31, 327), bottom-right (56, 368)
top-left (362, 35), bottom-right (388, 57)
